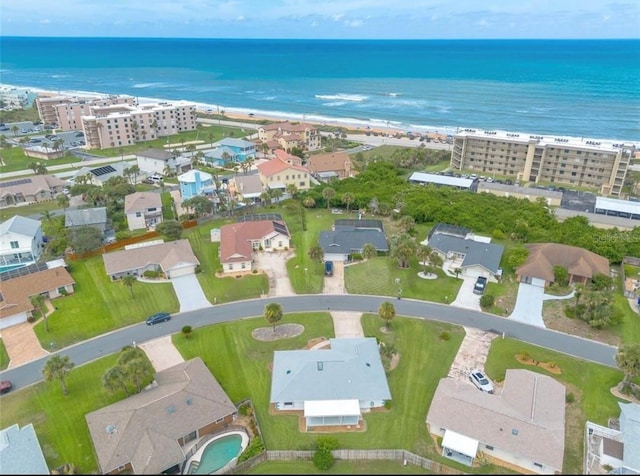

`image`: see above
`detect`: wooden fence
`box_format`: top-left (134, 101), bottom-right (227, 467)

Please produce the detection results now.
top-left (226, 449), bottom-right (464, 475)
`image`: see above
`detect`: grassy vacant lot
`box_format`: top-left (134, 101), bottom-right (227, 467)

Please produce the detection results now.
top-left (485, 338), bottom-right (625, 474)
top-left (246, 459), bottom-right (433, 474)
top-left (184, 221), bottom-right (270, 303)
top-left (173, 313), bottom-right (472, 462)
top-left (34, 257), bottom-right (179, 349)
top-left (0, 339), bottom-right (9, 370)
top-left (0, 145), bottom-right (81, 173)
top-left (346, 257), bottom-right (462, 303)
top-left (0, 353), bottom-right (122, 474)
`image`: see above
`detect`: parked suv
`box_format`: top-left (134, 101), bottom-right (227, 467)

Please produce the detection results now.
top-left (324, 261), bottom-right (334, 277)
top-left (469, 369), bottom-right (494, 394)
top-left (473, 276), bottom-right (488, 295)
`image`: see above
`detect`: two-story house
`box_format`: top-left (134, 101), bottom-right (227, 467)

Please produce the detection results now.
top-left (178, 170), bottom-right (216, 200)
top-left (136, 149), bottom-right (189, 177)
top-left (65, 207), bottom-right (108, 234)
top-left (257, 157), bottom-right (310, 193)
top-left (124, 192), bottom-right (163, 231)
top-left (306, 151), bottom-right (354, 180)
top-left (0, 216), bottom-right (44, 269)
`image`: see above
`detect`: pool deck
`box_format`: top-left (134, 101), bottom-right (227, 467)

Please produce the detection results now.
top-left (183, 430), bottom-right (249, 475)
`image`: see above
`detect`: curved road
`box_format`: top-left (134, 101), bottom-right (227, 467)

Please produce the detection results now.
top-left (0, 294), bottom-right (619, 392)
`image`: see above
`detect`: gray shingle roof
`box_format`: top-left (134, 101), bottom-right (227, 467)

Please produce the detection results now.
top-left (619, 402), bottom-right (640, 471)
top-left (427, 234), bottom-right (504, 274)
top-left (0, 423), bottom-right (49, 475)
top-left (319, 229), bottom-right (388, 255)
top-left (270, 338), bottom-right (391, 403)
top-left (0, 215), bottom-right (41, 238)
top-left (136, 149), bottom-right (175, 161)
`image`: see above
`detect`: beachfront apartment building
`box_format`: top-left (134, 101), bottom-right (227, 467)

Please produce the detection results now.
top-left (257, 121), bottom-right (322, 151)
top-left (82, 101), bottom-right (197, 149)
top-left (35, 93), bottom-right (136, 129)
top-left (450, 129), bottom-right (634, 197)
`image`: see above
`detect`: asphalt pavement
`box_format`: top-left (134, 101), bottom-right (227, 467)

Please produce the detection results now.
top-left (0, 294), bottom-right (619, 393)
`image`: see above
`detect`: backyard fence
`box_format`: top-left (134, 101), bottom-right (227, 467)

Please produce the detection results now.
top-left (225, 449), bottom-right (465, 474)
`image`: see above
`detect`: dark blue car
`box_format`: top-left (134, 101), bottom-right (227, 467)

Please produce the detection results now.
top-left (146, 312), bottom-right (171, 325)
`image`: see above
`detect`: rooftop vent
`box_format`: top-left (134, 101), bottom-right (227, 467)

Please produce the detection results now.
top-left (168, 405), bottom-right (175, 414)
top-left (366, 362), bottom-right (371, 367)
top-left (317, 362), bottom-right (323, 371)
top-left (185, 398), bottom-right (192, 406)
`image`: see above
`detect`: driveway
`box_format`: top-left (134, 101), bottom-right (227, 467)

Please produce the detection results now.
top-left (138, 336), bottom-right (185, 372)
top-left (450, 276), bottom-right (481, 311)
top-left (324, 261), bottom-right (345, 294)
top-left (253, 250), bottom-right (295, 297)
top-left (171, 274), bottom-right (212, 313)
top-left (509, 282), bottom-right (546, 327)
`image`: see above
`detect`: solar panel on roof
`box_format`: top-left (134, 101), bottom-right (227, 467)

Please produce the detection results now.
top-left (91, 165), bottom-right (116, 177)
top-left (0, 261), bottom-right (50, 281)
top-left (0, 178), bottom-right (33, 188)
top-left (237, 213), bottom-right (283, 222)
top-left (273, 221), bottom-right (288, 236)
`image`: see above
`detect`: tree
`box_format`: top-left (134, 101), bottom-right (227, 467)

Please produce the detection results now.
top-left (182, 325), bottom-right (193, 339)
top-left (69, 226), bottom-right (103, 255)
top-left (506, 246), bottom-right (529, 271)
top-left (362, 243), bottom-right (377, 269)
top-left (480, 294), bottom-right (495, 308)
top-left (125, 358), bottom-right (152, 394)
top-left (42, 355), bottom-right (75, 395)
top-left (128, 164), bottom-right (140, 184)
top-left (270, 188), bottom-right (283, 204)
top-left (11, 125), bottom-right (18, 136)
top-left (616, 343), bottom-right (640, 392)
top-left (156, 219), bottom-right (183, 241)
top-left (57, 193), bottom-right (69, 210)
top-left (302, 196), bottom-right (316, 208)
top-left (416, 245), bottom-right (432, 275)
top-left (368, 197), bottom-right (380, 215)
top-left (122, 275), bottom-right (136, 298)
top-left (264, 302), bottom-right (283, 332)
top-left (322, 187), bottom-right (336, 210)
top-left (553, 265), bottom-right (569, 286)
top-left (389, 233), bottom-right (416, 268)
top-left (102, 365), bottom-right (130, 396)
top-left (186, 143), bottom-right (197, 158)
top-left (30, 294), bottom-right (49, 332)
top-left (398, 215), bottom-right (415, 233)
top-left (378, 301), bottom-right (396, 329)
top-left (591, 273), bottom-right (613, 291)
top-left (308, 243), bottom-right (324, 271)
top-left (286, 183), bottom-right (298, 199)
top-left (341, 192), bottom-right (355, 213)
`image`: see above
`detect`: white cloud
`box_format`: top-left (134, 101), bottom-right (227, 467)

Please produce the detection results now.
top-left (345, 19), bottom-right (363, 27)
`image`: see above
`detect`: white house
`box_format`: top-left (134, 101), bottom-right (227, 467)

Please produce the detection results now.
top-left (124, 192), bottom-right (163, 231)
top-left (270, 338), bottom-right (391, 430)
top-left (0, 216), bottom-right (44, 269)
top-left (136, 149), bottom-right (189, 176)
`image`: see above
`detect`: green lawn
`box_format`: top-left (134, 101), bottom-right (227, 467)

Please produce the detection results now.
top-left (184, 223), bottom-right (270, 303)
top-left (0, 338), bottom-right (9, 370)
top-left (34, 257), bottom-right (179, 349)
top-left (0, 353), bottom-right (123, 474)
top-left (245, 459), bottom-right (433, 474)
top-left (345, 257), bottom-right (463, 303)
top-left (0, 145), bottom-right (81, 173)
top-left (485, 338), bottom-right (625, 474)
top-left (0, 199), bottom-right (65, 222)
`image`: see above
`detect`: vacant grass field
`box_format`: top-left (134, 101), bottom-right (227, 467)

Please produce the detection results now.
top-left (485, 338), bottom-right (625, 474)
top-left (0, 353), bottom-right (122, 473)
top-left (345, 257), bottom-right (462, 303)
top-left (0, 339), bottom-right (9, 370)
top-left (245, 459), bottom-right (433, 474)
top-left (0, 145), bottom-right (81, 172)
top-left (33, 257), bottom-right (179, 349)
top-left (184, 223), bottom-right (269, 303)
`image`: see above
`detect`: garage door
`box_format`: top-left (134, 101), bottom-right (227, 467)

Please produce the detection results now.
top-left (167, 265), bottom-right (195, 279)
top-left (324, 253), bottom-right (348, 262)
top-left (463, 267), bottom-right (484, 278)
top-left (0, 312), bottom-right (28, 331)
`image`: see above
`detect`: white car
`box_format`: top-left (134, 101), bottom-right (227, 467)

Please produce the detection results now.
top-left (469, 369), bottom-right (494, 394)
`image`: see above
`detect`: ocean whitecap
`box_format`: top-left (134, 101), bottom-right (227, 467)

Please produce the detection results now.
top-left (315, 93), bottom-right (368, 102)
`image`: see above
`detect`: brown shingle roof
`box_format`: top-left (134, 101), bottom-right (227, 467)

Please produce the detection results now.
top-left (0, 267), bottom-right (75, 319)
top-left (516, 243), bottom-right (610, 283)
top-left (220, 220), bottom-right (289, 263)
top-left (307, 152), bottom-right (351, 174)
top-left (124, 192), bottom-right (162, 214)
top-left (426, 369), bottom-right (566, 471)
top-left (102, 239), bottom-right (199, 276)
top-left (85, 358), bottom-right (237, 474)
top-left (0, 174), bottom-right (69, 199)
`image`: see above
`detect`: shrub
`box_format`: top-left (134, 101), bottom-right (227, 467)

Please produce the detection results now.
top-left (252, 269), bottom-right (258, 274)
top-left (237, 436), bottom-right (265, 463)
top-left (480, 294), bottom-right (495, 308)
top-left (564, 305), bottom-right (576, 319)
top-left (27, 315), bottom-right (36, 323)
top-left (384, 400), bottom-right (392, 409)
top-left (351, 253), bottom-right (363, 261)
top-left (181, 325), bottom-right (192, 339)
top-left (315, 436), bottom-right (340, 452)
top-left (143, 270), bottom-right (160, 279)
top-left (313, 448), bottom-right (335, 470)
top-left (436, 436), bottom-right (443, 448)
top-left (491, 229), bottom-right (506, 240)
top-left (566, 392), bottom-right (575, 404)
top-left (439, 331), bottom-right (451, 341)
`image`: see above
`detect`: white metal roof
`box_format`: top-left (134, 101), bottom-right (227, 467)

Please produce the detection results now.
top-left (409, 172), bottom-right (474, 188)
top-left (442, 429), bottom-right (479, 458)
top-left (595, 197), bottom-right (640, 215)
top-left (304, 399), bottom-right (361, 417)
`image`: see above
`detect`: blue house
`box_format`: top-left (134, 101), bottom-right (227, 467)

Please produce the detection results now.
top-left (211, 138), bottom-right (256, 163)
top-left (178, 170), bottom-right (215, 200)
top-left (203, 146), bottom-right (237, 167)
top-left (0, 423), bottom-right (50, 474)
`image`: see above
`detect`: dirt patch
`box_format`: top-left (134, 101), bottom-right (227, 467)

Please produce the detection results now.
top-left (515, 353), bottom-right (562, 374)
top-left (389, 352), bottom-right (400, 371)
top-left (252, 323), bottom-right (304, 341)
top-left (542, 300), bottom-right (621, 346)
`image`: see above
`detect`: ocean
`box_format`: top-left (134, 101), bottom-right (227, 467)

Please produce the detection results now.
top-left (1, 37), bottom-right (639, 141)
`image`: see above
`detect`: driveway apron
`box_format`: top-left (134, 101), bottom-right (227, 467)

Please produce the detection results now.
top-left (171, 274), bottom-right (211, 313)
top-left (509, 282), bottom-right (545, 327)
top-left (451, 276), bottom-right (481, 311)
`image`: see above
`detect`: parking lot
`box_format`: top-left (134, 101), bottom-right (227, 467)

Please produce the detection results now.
top-left (560, 189), bottom-right (597, 213)
top-left (1, 121), bottom-right (86, 150)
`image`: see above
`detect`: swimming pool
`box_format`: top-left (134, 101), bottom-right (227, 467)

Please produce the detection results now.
top-left (185, 430), bottom-right (249, 475)
top-left (0, 263), bottom-right (28, 273)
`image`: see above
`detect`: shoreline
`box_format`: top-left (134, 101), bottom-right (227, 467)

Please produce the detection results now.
top-left (2, 81), bottom-right (636, 145)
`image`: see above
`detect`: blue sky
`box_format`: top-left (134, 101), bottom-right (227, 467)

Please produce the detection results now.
top-left (1, 0), bottom-right (639, 39)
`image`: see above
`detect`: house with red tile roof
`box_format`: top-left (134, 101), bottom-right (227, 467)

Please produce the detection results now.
top-left (219, 220), bottom-right (290, 273)
top-left (257, 121), bottom-right (321, 151)
top-left (257, 157), bottom-right (311, 192)
top-left (273, 149), bottom-right (303, 166)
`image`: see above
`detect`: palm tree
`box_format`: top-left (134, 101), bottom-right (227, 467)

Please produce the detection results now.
top-left (122, 275), bottom-right (137, 298)
top-left (616, 343), bottom-right (640, 392)
top-left (128, 164), bottom-right (140, 184)
top-left (398, 215), bottom-right (416, 233)
top-left (130, 120), bottom-right (139, 141)
top-left (264, 302), bottom-right (283, 332)
top-left (378, 301), bottom-right (396, 329)
top-left (42, 355), bottom-right (75, 395)
top-left (322, 187), bottom-right (336, 210)
top-left (150, 120), bottom-right (159, 139)
top-left (53, 138), bottom-right (64, 153)
top-left (390, 233), bottom-right (416, 268)
top-left (362, 243), bottom-right (377, 269)
top-left (30, 294), bottom-right (49, 332)
top-left (11, 125), bottom-right (19, 136)
top-left (308, 243), bottom-right (324, 271)
top-left (56, 193), bottom-right (70, 211)
top-left (302, 196), bottom-right (316, 208)
top-left (208, 132), bottom-right (215, 147)
top-left (40, 210), bottom-right (54, 223)
top-left (341, 192), bottom-right (355, 213)
top-left (286, 183), bottom-right (298, 199)
top-left (186, 143), bottom-right (197, 158)
top-left (270, 188), bottom-right (283, 203)
top-left (102, 366), bottom-right (130, 396)
top-left (181, 325), bottom-right (193, 339)
top-left (118, 147), bottom-right (125, 162)
top-left (125, 358), bottom-right (151, 394)
top-left (416, 245), bottom-right (432, 275)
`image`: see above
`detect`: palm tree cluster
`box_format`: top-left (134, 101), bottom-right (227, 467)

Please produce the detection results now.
top-left (102, 346), bottom-right (155, 395)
